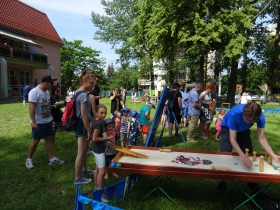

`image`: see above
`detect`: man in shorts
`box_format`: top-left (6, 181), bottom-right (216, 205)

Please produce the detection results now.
top-left (26, 75), bottom-right (64, 169)
top-left (166, 83), bottom-right (182, 139)
top-left (139, 101), bottom-right (156, 145)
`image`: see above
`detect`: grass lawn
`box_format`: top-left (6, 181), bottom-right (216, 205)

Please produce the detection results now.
top-left (0, 99), bottom-right (280, 210)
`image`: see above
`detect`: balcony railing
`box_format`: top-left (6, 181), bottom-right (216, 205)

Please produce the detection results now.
top-left (0, 44), bottom-right (48, 64)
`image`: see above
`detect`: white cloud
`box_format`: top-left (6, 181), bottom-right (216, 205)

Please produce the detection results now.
top-left (20, 0), bottom-right (105, 16)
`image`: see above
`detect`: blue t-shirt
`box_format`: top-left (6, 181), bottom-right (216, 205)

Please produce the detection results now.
top-left (139, 105), bottom-right (151, 125)
top-left (181, 92), bottom-right (187, 108)
top-left (23, 86), bottom-right (30, 97)
top-left (221, 104), bottom-right (265, 132)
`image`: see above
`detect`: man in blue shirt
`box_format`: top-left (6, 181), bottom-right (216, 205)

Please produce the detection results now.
top-left (186, 83), bottom-right (204, 142)
top-left (180, 87), bottom-right (188, 127)
top-left (217, 102), bottom-right (280, 194)
top-left (23, 84), bottom-right (30, 107)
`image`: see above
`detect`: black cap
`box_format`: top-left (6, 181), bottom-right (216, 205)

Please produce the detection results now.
top-left (103, 118), bottom-right (114, 126)
top-left (173, 83), bottom-right (180, 88)
top-left (42, 75), bottom-right (57, 83)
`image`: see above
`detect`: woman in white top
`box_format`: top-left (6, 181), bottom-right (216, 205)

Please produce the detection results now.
top-left (199, 84), bottom-right (216, 139)
top-left (67, 87), bottom-right (74, 96)
top-left (239, 92), bottom-right (248, 104)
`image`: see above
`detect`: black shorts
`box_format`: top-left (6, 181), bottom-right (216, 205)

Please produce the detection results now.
top-left (168, 111), bottom-right (181, 124)
top-left (220, 126), bottom-right (253, 153)
top-left (105, 154), bottom-right (116, 167)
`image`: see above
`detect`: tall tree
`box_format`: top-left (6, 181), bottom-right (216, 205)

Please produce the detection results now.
top-left (60, 38), bottom-right (105, 91)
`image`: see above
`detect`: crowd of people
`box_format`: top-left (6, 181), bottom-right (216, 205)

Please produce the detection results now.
top-left (24, 73), bottom-right (280, 202)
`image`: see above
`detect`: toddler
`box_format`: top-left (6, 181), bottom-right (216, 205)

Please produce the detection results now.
top-left (215, 108), bottom-right (226, 141)
top-left (114, 111), bottom-right (121, 140)
top-left (120, 108), bottom-right (130, 147)
top-left (127, 110), bottom-right (140, 146)
top-left (103, 118), bottom-right (119, 179)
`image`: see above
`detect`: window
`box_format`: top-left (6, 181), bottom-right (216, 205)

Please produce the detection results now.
top-left (20, 43), bottom-right (29, 51)
top-left (9, 69), bottom-right (17, 85)
top-left (20, 70), bottom-right (31, 85)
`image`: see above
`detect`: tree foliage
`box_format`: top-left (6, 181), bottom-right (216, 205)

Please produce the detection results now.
top-left (60, 38), bottom-right (105, 91)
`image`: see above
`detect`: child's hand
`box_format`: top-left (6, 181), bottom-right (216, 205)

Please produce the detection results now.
top-left (108, 135), bottom-right (115, 141)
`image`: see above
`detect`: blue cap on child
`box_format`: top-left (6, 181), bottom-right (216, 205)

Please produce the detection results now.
top-left (123, 107), bottom-right (130, 113)
top-left (130, 110), bottom-right (137, 117)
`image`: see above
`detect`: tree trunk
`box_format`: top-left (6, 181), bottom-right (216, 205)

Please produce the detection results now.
top-left (241, 52), bottom-right (248, 93)
top-left (199, 55), bottom-right (205, 87)
top-left (226, 58), bottom-right (239, 106)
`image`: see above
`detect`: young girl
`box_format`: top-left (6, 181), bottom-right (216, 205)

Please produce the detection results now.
top-left (103, 118), bottom-right (119, 179)
top-left (74, 71), bottom-right (95, 185)
top-left (91, 105), bottom-right (115, 203)
top-left (215, 108), bottom-right (226, 141)
top-left (161, 105), bottom-right (167, 127)
top-left (120, 108), bottom-right (130, 147)
top-left (114, 111), bottom-right (121, 140)
top-left (127, 110), bottom-right (140, 146)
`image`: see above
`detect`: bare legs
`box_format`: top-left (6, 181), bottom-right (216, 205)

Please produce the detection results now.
top-left (94, 166), bottom-right (105, 189)
top-left (75, 135), bottom-right (88, 180)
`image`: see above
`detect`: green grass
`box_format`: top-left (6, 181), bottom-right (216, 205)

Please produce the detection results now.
top-left (0, 100), bottom-right (280, 210)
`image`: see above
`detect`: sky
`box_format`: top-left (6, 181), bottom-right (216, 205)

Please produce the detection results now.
top-left (20, 0), bottom-right (118, 67)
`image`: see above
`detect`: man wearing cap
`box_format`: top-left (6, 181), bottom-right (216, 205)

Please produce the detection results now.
top-left (166, 83), bottom-right (182, 139)
top-left (186, 82), bottom-right (204, 143)
top-left (26, 75), bottom-right (64, 169)
top-left (139, 100), bottom-right (156, 145)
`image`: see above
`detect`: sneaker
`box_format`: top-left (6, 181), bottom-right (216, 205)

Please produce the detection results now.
top-left (101, 194), bottom-right (108, 203)
top-left (215, 138), bottom-right (220, 141)
top-left (87, 150), bottom-right (94, 155)
top-left (26, 159), bottom-right (34, 169)
top-left (74, 177), bottom-right (92, 184)
top-left (49, 158), bottom-right (65, 165)
top-left (188, 139), bottom-right (197, 143)
top-left (199, 135), bottom-right (208, 140)
top-left (82, 167), bottom-right (95, 175)
top-left (217, 182), bottom-right (227, 195)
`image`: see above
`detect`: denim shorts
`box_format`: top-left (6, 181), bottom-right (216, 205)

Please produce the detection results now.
top-left (220, 126), bottom-right (253, 153)
top-left (93, 152), bottom-right (106, 168)
top-left (75, 118), bottom-right (87, 137)
top-left (32, 121), bottom-right (53, 140)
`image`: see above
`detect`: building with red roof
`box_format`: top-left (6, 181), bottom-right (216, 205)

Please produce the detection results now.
top-left (0, 0), bottom-right (63, 98)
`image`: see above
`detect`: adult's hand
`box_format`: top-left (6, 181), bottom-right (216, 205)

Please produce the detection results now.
top-left (241, 156), bottom-right (253, 168)
top-left (271, 154), bottom-right (280, 164)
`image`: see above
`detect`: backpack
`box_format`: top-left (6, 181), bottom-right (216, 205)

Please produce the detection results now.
top-left (62, 91), bottom-right (83, 131)
top-left (251, 192), bottom-right (280, 210)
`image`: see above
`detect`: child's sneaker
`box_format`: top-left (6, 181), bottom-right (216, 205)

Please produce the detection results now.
top-left (101, 194), bottom-right (108, 203)
top-left (26, 159), bottom-right (34, 169)
top-left (49, 157), bottom-right (65, 165)
top-left (74, 177), bottom-right (92, 184)
top-left (82, 167), bottom-right (95, 175)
